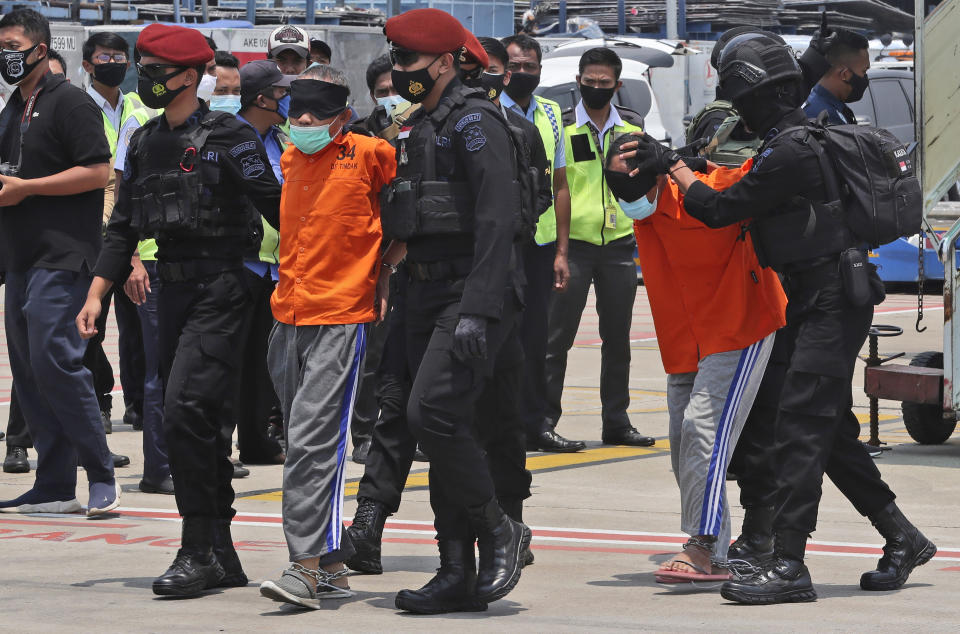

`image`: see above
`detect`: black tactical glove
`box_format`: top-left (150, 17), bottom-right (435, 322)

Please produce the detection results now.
top-left (630, 133), bottom-right (682, 175)
top-left (606, 133), bottom-right (659, 200)
top-left (807, 11), bottom-right (838, 54)
top-left (798, 13), bottom-right (837, 89)
top-left (453, 314), bottom-right (488, 361)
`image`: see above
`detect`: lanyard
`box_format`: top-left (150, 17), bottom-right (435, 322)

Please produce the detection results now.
top-left (588, 122), bottom-right (615, 210)
top-left (9, 82), bottom-right (44, 173)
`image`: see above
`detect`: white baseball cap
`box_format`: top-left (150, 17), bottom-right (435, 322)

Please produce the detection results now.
top-left (268, 25), bottom-right (309, 58)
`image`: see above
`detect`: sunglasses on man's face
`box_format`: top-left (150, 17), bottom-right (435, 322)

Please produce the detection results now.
top-left (136, 62), bottom-right (186, 81)
top-left (389, 47), bottom-right (421, 67)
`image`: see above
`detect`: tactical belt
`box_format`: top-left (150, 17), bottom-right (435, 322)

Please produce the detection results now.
top-left (407, 258), bottom-right (474, 282)
top-left (158, 259), bottom-right (242, 283)
top-left (781, 255), bottom-right (841, 289)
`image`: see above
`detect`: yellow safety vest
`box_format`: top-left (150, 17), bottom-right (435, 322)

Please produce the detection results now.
top-left (528, 95), bottom-right (564, 245)
top-left (563, 106), bottom-right (643, 246)
top-left (102, 91), bottom-right (154, 157)
top-left (99, 92), bottom-right (158, 261)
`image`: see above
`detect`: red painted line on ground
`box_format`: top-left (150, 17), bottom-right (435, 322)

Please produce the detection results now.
top-left (110, 510), bottom-right (960, 560)
top-left (381, 536), bottom-right (672, 556)
top-left (529, 543), bottom-right (672, 555)
top-left (0, 517), bottom-right (135, 529)
top-left (874, 304), bottom-right (943, 314)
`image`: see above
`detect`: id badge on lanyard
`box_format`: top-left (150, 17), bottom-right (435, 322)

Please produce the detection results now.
top-left (604, 200), bottom-right (618, 230)
top-left (593, 126), bottom-right (617, 230)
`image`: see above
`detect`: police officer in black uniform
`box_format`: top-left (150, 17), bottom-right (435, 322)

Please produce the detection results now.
top-left (77, 23), bottom-right (281, 598)
top-left (649, 32), bottom-right (936, 605)
top-left (379, 8), bottom-right (530, 614)
top-left (346, 33), bottom-right (542, 578)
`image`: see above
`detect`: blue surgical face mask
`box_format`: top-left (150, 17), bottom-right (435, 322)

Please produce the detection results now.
top-left (376, 94), bottom-right (410, 121)
top-left (210, 94), bottom-right (241, 115)
top-left (618, 195), bottom-right (657, 221)
top-left (276, 95), bottom-right (290, 120)
top-left (289, 121), bottom-right (340, 155)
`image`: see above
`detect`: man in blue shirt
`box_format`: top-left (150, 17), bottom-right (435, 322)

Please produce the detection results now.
top-left (227, 59), bottom-right (295, 466)
top-left (802, 29), bottom-right (870, 125)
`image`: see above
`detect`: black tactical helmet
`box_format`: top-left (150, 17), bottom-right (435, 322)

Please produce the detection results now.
top-left (711, 27), bottom-right (773, 70)
top-left (717, 32), bottom-right (802, 102)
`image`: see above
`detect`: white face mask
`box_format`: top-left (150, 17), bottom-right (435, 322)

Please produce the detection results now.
top-left (618, 194), bottom-right (657, 221)
top-left (210, 94), bottom-right (241, 114)
top-left (197, 73), bottom-right (217, 102)
top-left (376, 94), bottom-right (411, 122)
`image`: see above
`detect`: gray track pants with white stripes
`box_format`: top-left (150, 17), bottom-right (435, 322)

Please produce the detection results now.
top-left (667, 333), bottom-right (774, 562)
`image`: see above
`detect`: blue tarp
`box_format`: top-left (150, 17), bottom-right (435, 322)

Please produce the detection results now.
top-left (180, 20), bottom-right (255, 29)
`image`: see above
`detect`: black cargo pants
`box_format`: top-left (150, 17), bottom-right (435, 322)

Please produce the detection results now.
top-left (770, 262), bottom-right (896, 539)
top-left (405, 276), bottom-right (524, 539)
top-left (158, 265), bottom-right (249, 521)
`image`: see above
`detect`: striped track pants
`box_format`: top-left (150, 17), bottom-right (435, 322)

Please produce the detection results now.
top-left (267, 321), bottom-right (366, 562)
top-left (666, 332), bottom-right (775, 561)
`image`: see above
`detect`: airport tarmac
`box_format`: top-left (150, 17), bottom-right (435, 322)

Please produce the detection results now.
top-left (0, 286), bottom-right (957, 632)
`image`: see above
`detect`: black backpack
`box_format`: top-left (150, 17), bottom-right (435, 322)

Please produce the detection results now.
top-left (799, 115), bottom-right (922, 248)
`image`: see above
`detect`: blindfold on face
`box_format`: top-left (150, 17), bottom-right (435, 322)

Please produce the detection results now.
top-left (288, 78), bottom-right (349, 120)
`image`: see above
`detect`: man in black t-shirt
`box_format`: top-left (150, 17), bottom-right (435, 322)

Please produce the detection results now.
top-left (0, 9), bottom-right (117, 516)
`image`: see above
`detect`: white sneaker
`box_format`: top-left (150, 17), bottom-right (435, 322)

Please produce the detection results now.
top-left (18, 498), bottom-right (82, 514)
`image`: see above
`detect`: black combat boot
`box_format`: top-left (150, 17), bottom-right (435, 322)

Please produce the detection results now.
top-left (344, 497), bottom-right (390, 574)
top-left (395, 540), bottom-right (487, 614)
top-left (468, 497), bottom-right (531, 603)
top-left (212, 519), bottom-right (248, 587)
top-left (720, 530), bottom-right (817, 605)
top-left (860, 502), bottom-right (937, 591)
top-left (152, 518), bottom-right (225, 597)
top-left (500, 497), bottom-right (534, 567)
top-left (728, 506), bottom-right (774, 566)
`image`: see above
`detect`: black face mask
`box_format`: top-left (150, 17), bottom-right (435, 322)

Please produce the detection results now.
top-left (843, 70), bottom-right (869, 103)
top-left (733, 96), bottom-right (795, 137)
top-left (503, 71), bottom-right (539, 101)
top-left (464, 72), bottom-right (506, 102)
top-left (93, 62), bottom-right (128, 88)
top-left (579, 83), bottom-right (616, 110)
top-left (138, 67), bottom-right (189, 109)
top-left (392, 56), bottom-right (440, 104)
top-left (0, 44), bottom-right (44, 86)
top-left (480, 72), bottom-right (505, 102)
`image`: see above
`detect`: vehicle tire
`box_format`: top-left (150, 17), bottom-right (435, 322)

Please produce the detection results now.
top-left (901, 351), bottom-right (956, 444)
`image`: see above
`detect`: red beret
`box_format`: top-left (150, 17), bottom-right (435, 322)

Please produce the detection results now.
top-left (384, 9), bottom-right (466, 55)
top-left (461, 31), bottom-right (489, 69)
top-left (136, 23), bottom-right (214, 67)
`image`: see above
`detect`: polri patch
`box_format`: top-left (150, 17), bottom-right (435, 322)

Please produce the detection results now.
top-left (455, 113), bottom-right (481, 132)
top-left (462, 125), bottom-right (487, 152)
top-left (230, 140), bottom-right (257, 157)
top-left (241, 154), bottom-right (266, 178)
top-left (752, 148), bottom-right (773, 172)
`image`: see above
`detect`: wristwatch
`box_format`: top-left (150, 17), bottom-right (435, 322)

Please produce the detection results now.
top-left (382, 261), bottom-right (398, 274)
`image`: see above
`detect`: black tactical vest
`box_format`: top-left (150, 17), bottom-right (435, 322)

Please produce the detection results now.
top-left (127, 111), bottom-right (261, 244)
top-left (380, 85), bottom-right (528, 241)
